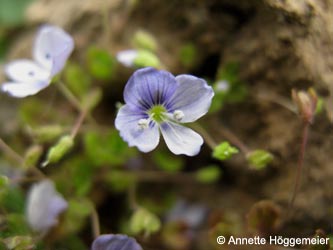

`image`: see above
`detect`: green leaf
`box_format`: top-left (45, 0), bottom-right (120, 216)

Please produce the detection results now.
top-left (133, 49), bottom-right (161, 68)
top-left (179, 43), bottom-right (197, 67)
top-left (1, 214), bottom-right (30, 237)
top-left (0, 0), bottom-right (34, 26)
top-left (3, 236), bottom-right (34, 250)
top-left (32, 124), bottom-right (64, 143)
top-left (43, 135), bottom-right (74, 166)
top-left (64, 62), bottom-right (91, 98)
top-left (0, 176), bottom-right (9, 189)
top-left (1, 187), bottom-right (25, 213)
top-left (195, 165), bottom-right (222, 184)
top-left (105, 171), bottom-right (136, 193)
top-left (132, 30), bottom-right (157, 51)
top-left (246, 150), bottom-right (274, 170)
top-left (212, 141), bottom-right (239, 161)
top-left (84, 130), bottom-right (136, 167)
top-left (23, 145), bottom-right (43, 168)
top-left (86, 47), bottom-right (116, 80)
top-left (130, 208), bottom-right (161, 236)
top-left (62, 198), bottom-right (92, 235)
top-left (152, 151), bottom-right (184, 173)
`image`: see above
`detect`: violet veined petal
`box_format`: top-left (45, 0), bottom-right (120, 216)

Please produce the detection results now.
top-left (116, 50), bottom-right (138, 67)
top-left (1, 80), bottom-right (50, 98)
top-left (26, 179), bottom-right (68, 233)
top-left (91, 234), bottom-right (142, 250)
top-left (160, 122), bottom-right (203, 156)
top-left (115, 105), bottom-right (160, 152)
top-left (4, 60), bottom-right (50, 83)
top-left (124, 67), bottom-right (178, 109)
top-left (166, 75), bottom-right (214, 122)
top-left (33, 25), bottom-right (74, 76)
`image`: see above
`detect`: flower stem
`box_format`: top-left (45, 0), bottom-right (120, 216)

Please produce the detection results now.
top-left (189, 123), bottom-right (217, 149)
top-left (289, 122), bottom-right (310, 210)
top-left (218, 125), bottom-right (250, 155)
top-left (0, 137), bottom-right (45, 178)
top-left (91, 205), bottom-right (101, 238)
top-left (70, 110), bottom-right (87, 139)
top-left (128, 181), bottom-right (139, 210)
top-left (56, 81), bottom-right (82, 112)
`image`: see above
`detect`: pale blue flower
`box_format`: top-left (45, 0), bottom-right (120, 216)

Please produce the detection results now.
top-left (92, 234), bottom-right (142, 250)
top-left (115, 67), bottom-right (214, 156)
top-left (1, 25), bottom-right (74, 97)
top-left (26, 179), bottom-right (68, 234)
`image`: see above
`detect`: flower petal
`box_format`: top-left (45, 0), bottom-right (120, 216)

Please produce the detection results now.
top-left (166, 75), bottom-right (214, 122)
top-left (124, 67), bottom-right (178, 110)
top-left (33, 25), bottom-right (74, 76)
top-left (91, 234), bottom-right (142, 250)
top-left (160, 122), bottom-right (203, 156)
top-left (26, 180), bottom-right (67, 233)
top-left (5, 60), bottom-right (50, 83)
top-left (116, 50), bottom-right (138, 67)
top-left (115, 105), bottom-right (160, 152)
top-left (1, 81), bottom-right (50, 98)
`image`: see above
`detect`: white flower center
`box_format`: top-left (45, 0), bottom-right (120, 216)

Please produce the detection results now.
top-left (138, 118), bottom-right (149, 129)
top-left (173, 110), bottom-right (184, 121)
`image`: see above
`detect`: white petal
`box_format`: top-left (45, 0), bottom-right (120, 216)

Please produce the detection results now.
top-left (167, 75), bottom-right (214, 123)
top-left (115, 105), bottom-right (160, 152)
top-left (33, 25), bottom-right (74, 76)
top-left (26, 180), bottom-right (67, 233)
top-left (116, 50), bottom-right (138, 67)
top-left (160, 122), bottom-right (203, 156)
top-left (5, 60), bottom-right (50, 83)
top-left (1, 81), bottom-right (50, 98)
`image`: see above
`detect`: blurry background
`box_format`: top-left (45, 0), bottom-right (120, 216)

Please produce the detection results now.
top-left (0, 0), bottom-right (332, 249)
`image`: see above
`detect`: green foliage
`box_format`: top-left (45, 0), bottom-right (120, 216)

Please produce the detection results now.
top-left (152, 151), bottom-right (184, 172)
top-left (2, 235), bottom-right (34, 250)
top-left (246, 150), bottom-right (274, 170)
top-left (0, 176), bottom-right (9, 189)
top-left (62, 198), bottom-right (92, 235)
top-left (86, 47), bottom-right (116, 80)
top-left (212, 141), bottom-right (239, 161)
top-left (130, 207), bottom-right (161, 236)
top-left (195, 165), bottom-right (221, 184)
top-left (23, 145), bottom-right (43, 168)
top-left (82, 88), bottom-right (102, 111)
top-left (133, 49), bottom-right (161, 68)
top-left (0, 0), bottom-right (34, 26)
top-left (32, 125), bottom-right (64, 143)
top-left (1, 187), bottom-right (25, 214)
top-left (210, 62), bottom-right (248, 113)
top-left (84, 130), bottom-right (136, 167)
top-left (105, 170), bottom-right (136, 193)
top-left (179, 43), bottom-right (197, 67)
top-left (1, 214), bottom-right (30, 237)
top-left (315, 97), bottom-right (324, 115)
top-left (43, 135), bottom-right (74, 166)
top-left (132, 30), bottom-right (157, 52)
top-left (64, 62), bottom-right (92, 98)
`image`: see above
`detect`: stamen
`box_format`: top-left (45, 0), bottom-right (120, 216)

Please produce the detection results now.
top-left (173, 110), bottom-right (184, 121)
top-left (138, 119), bottom-right (149, 129)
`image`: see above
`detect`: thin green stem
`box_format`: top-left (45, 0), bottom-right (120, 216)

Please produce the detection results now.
top-left (0, 137), bottom-right (45, 178)
top-left (289, 122), bottom-right (310, 210)
top-left (70, 110), bottom-right (87, 139)
top-left (189, 123), bottom-right (217, 149)
top-left (218, 125), bottom-right (250, 154)
top-left (91, 205), bottom-right (101, 238)
top-left (56, 81), bottom-right (82, 112)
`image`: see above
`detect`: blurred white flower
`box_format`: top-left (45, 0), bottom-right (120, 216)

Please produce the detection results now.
top-left (1, 25), bottom-right (74, 98)
top-left (215, 80), bottom-right (230, 92)
top-left (26, 179), bottom-right (68, 234)
top-left (116, 50), bottom-right (138, 67)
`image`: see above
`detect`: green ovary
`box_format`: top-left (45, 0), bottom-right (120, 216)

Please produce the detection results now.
top-left (148, 105), bottom-right (167, 123)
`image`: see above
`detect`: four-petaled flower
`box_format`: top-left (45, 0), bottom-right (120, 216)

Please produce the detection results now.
top-left (26, 179), bottom-right (68, 234)
top-left (1, 25), bottom-right (74, 98)
top-left (115, 67), bottom-right (214, 156)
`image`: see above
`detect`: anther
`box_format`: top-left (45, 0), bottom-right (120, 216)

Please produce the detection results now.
top-left (138, 119), bottom-right (149, 129)
top-left (173, 110), bottom-right (184, 121)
